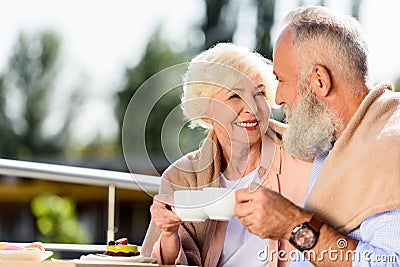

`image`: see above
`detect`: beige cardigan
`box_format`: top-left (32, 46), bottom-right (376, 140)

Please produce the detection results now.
top-left (306, 82), bottom-right (400, 233)
top-left (141, 120), bottom-right (312, 266)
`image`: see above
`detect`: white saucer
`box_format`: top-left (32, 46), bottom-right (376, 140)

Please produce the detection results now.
top-left (78, 254), bottom-right (156, 263)
top-left (0, 250), bottom-right (53, 262)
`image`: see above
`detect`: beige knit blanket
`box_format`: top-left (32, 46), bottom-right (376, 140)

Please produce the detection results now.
top-left (305, 82), bottom-right (400, 233)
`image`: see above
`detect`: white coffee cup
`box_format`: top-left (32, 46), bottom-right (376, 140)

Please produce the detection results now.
top-left (202, 187), bottom-right (236, 221)
top-left (173, 190), bottom-right (208, 222)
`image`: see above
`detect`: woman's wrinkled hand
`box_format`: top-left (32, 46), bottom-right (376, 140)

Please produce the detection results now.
top-left (150, 194), bottom-right (183, 234)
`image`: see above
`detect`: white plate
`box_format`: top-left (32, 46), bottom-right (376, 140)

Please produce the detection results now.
top-left (78, 254), bottom-right (156, 263)
top-left (0, 250), bottom-right (53, 262)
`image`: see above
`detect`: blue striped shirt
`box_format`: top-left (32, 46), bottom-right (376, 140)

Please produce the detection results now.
top-left (290, 149), bottom-right (400, 266)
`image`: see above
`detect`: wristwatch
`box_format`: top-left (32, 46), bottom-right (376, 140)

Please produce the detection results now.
top-left (289, 214), bottom-right (324, 251)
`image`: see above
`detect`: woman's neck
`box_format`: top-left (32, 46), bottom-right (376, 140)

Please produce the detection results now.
top-left (220, 139), bottom-right (261, 181)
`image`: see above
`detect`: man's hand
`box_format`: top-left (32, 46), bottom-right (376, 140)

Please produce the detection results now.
top-left (234, 184), bottom-right (310, 240)
top-left (235, 184), bottom-right (358, 266)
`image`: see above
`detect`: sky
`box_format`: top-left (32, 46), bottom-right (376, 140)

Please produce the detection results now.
top-left (0, 0), bottom-right (399, 144)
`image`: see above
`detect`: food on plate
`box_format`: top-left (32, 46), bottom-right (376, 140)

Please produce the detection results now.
top-left (0, 241), bottom-right (53, 262)
top-left (1, 245), bottom-right (25, 250)
top-left (24, 242), bottom-right (45, 251)
top-left (103, 237), bottom-right (139, 256)
top-left (0, 242), bottom-right (45, 251)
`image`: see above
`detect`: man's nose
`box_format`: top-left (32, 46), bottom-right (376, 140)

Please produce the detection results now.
top-left (275, 85), bottom-right (284, 105)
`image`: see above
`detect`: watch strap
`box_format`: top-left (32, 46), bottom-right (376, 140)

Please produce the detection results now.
top-left (308, 214), bottom-right (324, 233)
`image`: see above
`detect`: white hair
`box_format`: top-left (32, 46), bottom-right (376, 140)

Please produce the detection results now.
top-left (284, 6), bottom-right (370, 91)
top-left (181, 43), bottom-right (276, 129)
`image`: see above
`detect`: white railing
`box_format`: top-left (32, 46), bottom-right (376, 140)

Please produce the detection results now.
top-left (0, 158), bottom-right (161, 252)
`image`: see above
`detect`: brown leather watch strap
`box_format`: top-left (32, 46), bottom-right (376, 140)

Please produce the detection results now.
top-left (308, 214), bottom-right (324, 232)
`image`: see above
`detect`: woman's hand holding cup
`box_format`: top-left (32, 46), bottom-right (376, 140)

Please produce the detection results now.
top-left (150, 194), bottom-right (182, 234)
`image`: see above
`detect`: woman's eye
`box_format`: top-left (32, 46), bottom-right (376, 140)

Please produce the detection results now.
top-left (228, 94), bottom-right (240, 100)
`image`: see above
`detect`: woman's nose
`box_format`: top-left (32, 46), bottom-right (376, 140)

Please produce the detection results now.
top-left (242, 98), bottom-right (257, 114)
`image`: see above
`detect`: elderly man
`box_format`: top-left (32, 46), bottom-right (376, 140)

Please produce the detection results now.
top-left (235, 6), bottom-right (400, 266)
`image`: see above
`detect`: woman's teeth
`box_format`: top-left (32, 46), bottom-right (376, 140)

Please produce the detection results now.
top-left (236, 122), bottom-right (257, 127)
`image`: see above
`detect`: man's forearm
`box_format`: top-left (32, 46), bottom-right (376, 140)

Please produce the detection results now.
top-left (283, 210), bottom-right (358, 266)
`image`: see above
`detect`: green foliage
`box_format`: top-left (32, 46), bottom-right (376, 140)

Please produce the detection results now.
top-left (31, 194), bottom-right (92, 244)
top-left (0, 75), bottom-right (17, 156)
top-left (255, 0), bottom-right (275, 59)
top-left (352, 0), bottom-right (362, 20)
top-left (201, 0), bottom-right (237, 49)
top-left (201, 0), bottom-right (275, 58)
top-left (394, 77), bottom-right (400, 92)
top-left (115, 29), bottom-right (190, 130)
top-left (116, 30), bottom-right (202, 170)
top-left (0, 31), bottom-right (81, 159)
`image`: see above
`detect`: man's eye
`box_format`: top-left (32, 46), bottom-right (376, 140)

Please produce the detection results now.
top-left (255, 91), bottom-right (266, 97)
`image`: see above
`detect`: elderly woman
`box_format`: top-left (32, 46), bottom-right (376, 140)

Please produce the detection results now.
top-left (141, 43), bottom-right (312, 267)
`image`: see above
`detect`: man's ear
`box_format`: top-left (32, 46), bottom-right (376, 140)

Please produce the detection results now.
top-left (310, 64), bottom-right (331, 97)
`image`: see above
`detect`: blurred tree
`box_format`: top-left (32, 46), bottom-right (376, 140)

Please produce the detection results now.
top-left (255, 0), bottom-right (275, 59)
top-left (352, 0), bottom-right (362, 20)
top-left (298, 0), bottom-right (305, 7)
top-left (116, 29), bottom-right (190, 150)
top-left (31, 194), bottom-right (92, 244)
top-left (115, 29), bottom-right (206, 173)
top-left (201, 0), bottom-right (276, 59)
top-left (394, 77), bottom-right (400, 92)
top-left (201, 0), bottom-right (238, 49)
top-left (0, 31), bottom-right (80, 160)
top-left (296, 1), bottom-right (362, 19)
top-left (0, 75), bottom-right (17, 157)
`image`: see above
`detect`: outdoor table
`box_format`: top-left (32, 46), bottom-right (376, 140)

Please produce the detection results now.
top-left (0, 260), bottom-right (191, 267)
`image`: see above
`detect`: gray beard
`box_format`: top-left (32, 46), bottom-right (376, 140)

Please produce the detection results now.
top-left (282, 89), bottom-right (338, 159)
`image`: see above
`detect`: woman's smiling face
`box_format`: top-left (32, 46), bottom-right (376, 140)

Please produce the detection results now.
top-left (204, 75), bottom-right (271, 146)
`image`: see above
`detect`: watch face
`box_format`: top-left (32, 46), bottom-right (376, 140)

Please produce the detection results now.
top-left (295, 228), bottom-right (315, 247)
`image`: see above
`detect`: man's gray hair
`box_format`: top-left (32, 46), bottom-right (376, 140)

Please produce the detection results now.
top-left (284, 6), bottom-right (369, 87)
